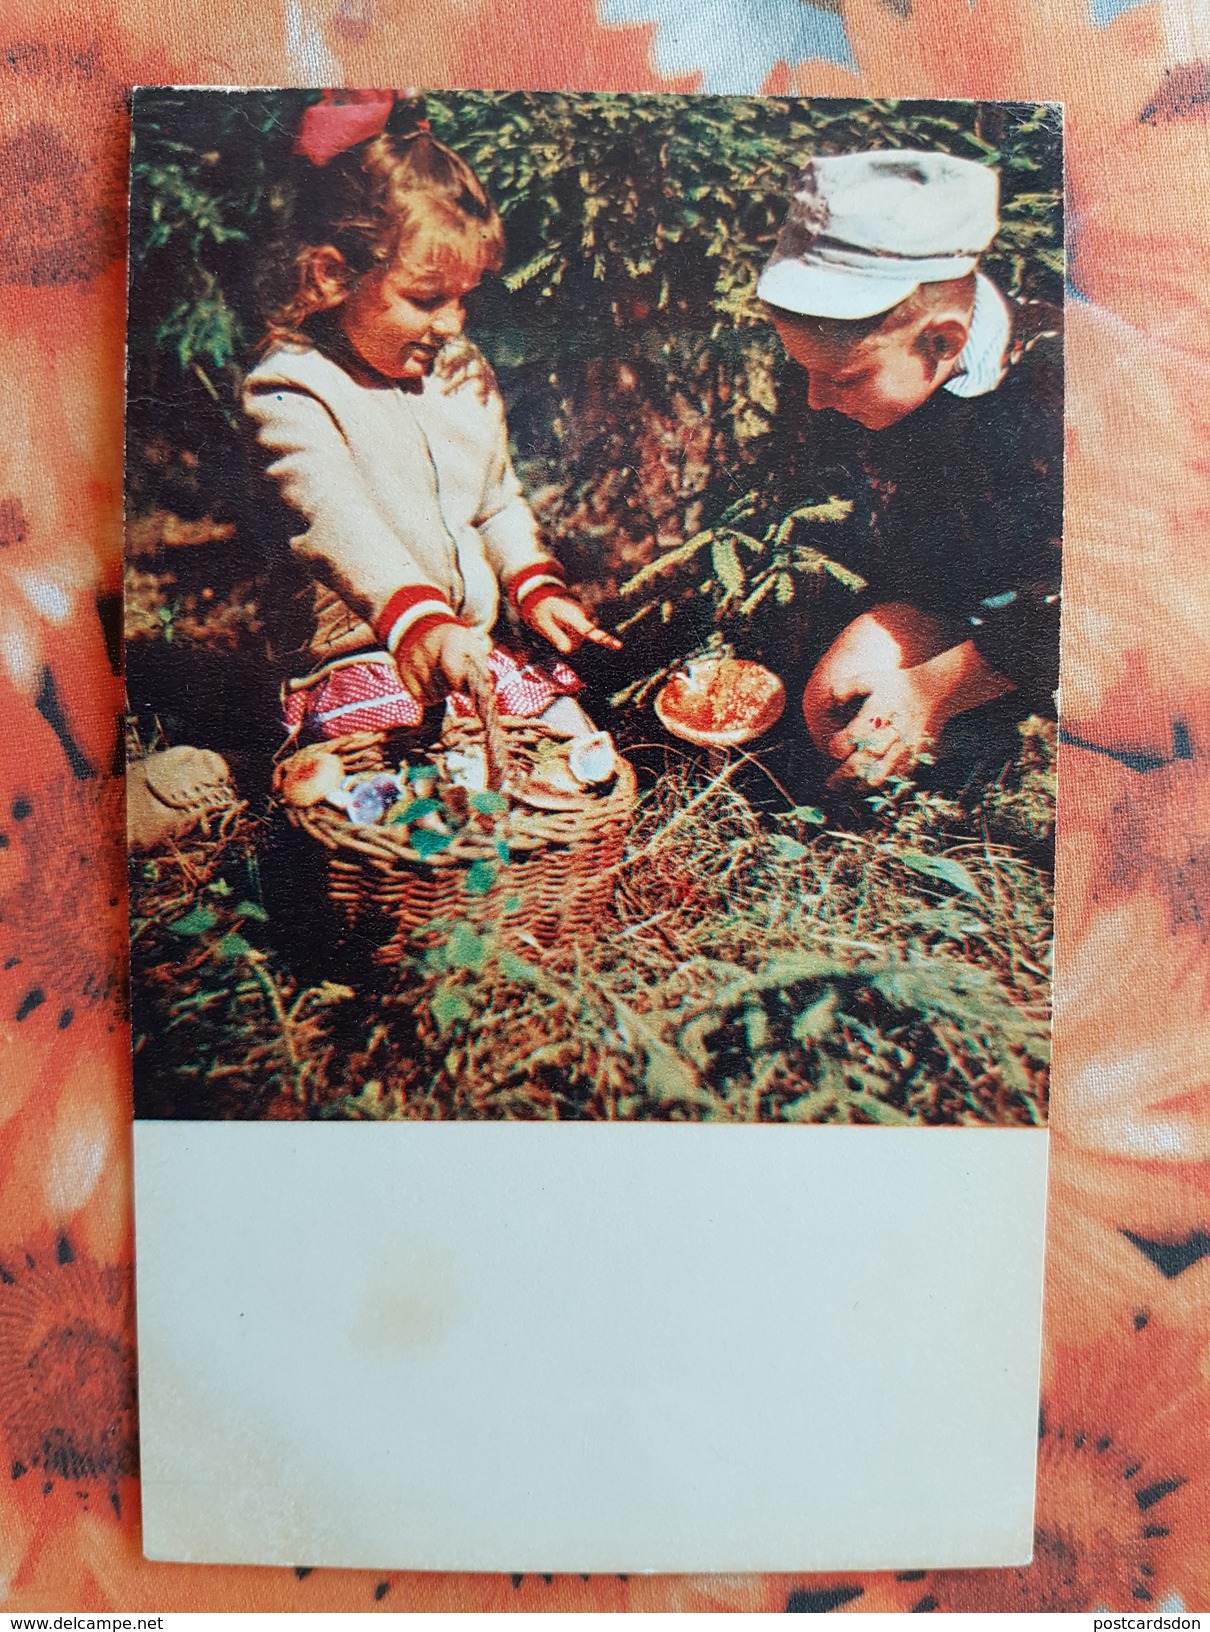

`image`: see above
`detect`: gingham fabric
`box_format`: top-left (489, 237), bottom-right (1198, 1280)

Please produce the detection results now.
top-left (283, 647), bottom-right (582, 738)
top-left (447, 646), bottom-right (583, 719)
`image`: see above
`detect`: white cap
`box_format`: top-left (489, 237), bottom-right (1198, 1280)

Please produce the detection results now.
top-left (757, 149), bottom-right (1000, 321)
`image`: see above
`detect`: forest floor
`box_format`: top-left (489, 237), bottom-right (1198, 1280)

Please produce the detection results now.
top-left (127, 536), bottom-right (1054, 1127)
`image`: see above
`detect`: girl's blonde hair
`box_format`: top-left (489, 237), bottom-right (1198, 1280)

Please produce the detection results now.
top-left (265, 129), bottom-right (506, 346)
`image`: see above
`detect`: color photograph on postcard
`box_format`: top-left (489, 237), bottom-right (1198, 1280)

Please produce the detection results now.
top-left (126, 89), bottom-right (1062, 1127)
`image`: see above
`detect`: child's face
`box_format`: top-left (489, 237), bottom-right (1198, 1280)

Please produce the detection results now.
top-left (337, 249), bottom-right (481, 381)
top-left (772, 316), bottom-right (952, 431)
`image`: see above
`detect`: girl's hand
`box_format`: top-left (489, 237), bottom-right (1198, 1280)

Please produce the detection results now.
top-left (396, 622), bottom-right (491, 704)
top-left (526, 594), bottom-right (622, 655)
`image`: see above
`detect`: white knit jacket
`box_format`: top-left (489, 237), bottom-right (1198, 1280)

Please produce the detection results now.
top-left (243, 338), bottom-right (561, 662)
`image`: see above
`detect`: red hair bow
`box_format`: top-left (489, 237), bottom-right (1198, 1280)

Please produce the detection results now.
top-left (294, 89), bottom-right (426, 167)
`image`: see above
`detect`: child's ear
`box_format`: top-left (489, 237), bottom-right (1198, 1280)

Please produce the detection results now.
top-left (309, 245), bottom-right (352, 307)
top-left (916, 318), bottom-right (969, 372)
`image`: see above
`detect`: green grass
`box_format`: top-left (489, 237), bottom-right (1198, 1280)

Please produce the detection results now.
top-left (130, 723), bottom-right (1052, 1126)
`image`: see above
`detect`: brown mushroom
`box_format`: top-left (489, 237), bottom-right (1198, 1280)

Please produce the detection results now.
top-left (273, 745), bottom-right (346, 809)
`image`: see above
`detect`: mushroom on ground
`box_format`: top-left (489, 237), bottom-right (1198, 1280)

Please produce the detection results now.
top-left (654, 656), bottom-right (785, 748)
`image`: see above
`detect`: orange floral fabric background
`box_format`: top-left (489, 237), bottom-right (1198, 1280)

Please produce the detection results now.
top-left (1, 0), bottom-right (1208, 1612)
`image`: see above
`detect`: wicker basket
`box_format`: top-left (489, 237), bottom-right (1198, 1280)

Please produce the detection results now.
top-left (283, 704), bottom-right (637, 967)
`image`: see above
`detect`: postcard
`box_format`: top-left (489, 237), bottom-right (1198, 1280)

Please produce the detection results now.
top-left (127, 88), bottom-right (1058, 1570)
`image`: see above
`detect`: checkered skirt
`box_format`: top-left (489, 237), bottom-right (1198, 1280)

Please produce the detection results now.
top-left (282, 646), bottom-right (582, 739)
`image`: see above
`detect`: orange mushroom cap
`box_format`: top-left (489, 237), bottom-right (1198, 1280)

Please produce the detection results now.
top-left (654, 657), bottom-right (786, 748)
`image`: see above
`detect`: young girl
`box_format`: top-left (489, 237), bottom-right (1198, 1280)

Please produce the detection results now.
top-left (243, 90), bottom-right (620, 740)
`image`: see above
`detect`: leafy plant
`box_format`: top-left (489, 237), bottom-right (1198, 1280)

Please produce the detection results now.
top-left (608, 487), bottom-right (864, 702)
top-left (126, 91), bottom-right (1061, 583)
top-left (129, 815), bottom-right (352, 1117)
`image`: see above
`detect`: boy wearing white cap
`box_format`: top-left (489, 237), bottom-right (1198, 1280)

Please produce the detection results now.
top-left (757, 149), bottom-right (1062, 786)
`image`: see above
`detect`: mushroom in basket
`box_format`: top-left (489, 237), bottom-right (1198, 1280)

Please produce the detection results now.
top-left (515, 731), bottom-right (620, 812)
top-left (654, 652), bottom-right (785, 748)
top-left (273, 744), bottom-right (347, 809)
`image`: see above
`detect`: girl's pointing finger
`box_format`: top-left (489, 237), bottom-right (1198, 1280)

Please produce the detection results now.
top-left (584, 625), bottom-right (623, 650)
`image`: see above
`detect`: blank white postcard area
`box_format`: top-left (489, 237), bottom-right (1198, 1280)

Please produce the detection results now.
top-left (134, 1121), bottom-right (1048, 1573)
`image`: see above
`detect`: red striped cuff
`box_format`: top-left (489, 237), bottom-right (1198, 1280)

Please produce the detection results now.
top-left (518, 582), bottom-right (573, 629)
top-left (375, 585), bottom-right (460, 656)
top-left (508, 560), bottom-right (567, 616)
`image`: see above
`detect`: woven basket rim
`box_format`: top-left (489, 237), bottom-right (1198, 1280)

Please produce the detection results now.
top-left (282, 718), bottom-right (636, 871)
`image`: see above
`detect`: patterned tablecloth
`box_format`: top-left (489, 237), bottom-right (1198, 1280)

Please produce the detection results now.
top-left (1, 0), bottom-right (1208, 1611)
